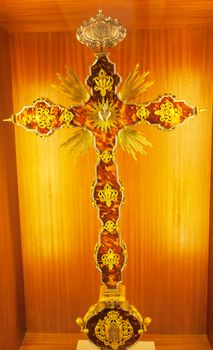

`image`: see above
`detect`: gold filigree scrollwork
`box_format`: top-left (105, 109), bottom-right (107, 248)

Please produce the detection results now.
top-left (95, 310), bottom-right (133, 350)
top-left (93, 69), bottom-right (114, 97)
top-left (98, 183), bottom-right (118, 207)
top-left (136, 104), bottom-right (150, 121)
top-left (59, 109), bottom-right (74, 125)
top-left (103, 220), bottom-right (117, 233)
top-left (154, 101), bottom-right (182, 123)
top-left (99, 150), bottom-right (114, 163)
top-left (102, 248), bottom-right (120, 270)
top-left (32, 107), bottom-right (54, 129)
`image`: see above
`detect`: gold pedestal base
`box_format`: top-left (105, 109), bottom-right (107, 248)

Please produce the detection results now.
top-left (77, 285), bottom-right (151, 350)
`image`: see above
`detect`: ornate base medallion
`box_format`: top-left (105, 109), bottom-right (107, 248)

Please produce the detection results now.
top-left (77, 286), bottom-right (151, 350)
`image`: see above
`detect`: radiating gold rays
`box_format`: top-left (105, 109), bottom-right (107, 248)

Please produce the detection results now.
top-left (118, 126), bottom-right (152, 160)
top-left (61, 127), bottom-right (93, 161)
top-left (118, 64), bottom-right (154, 104)
top-left (88, 99), bottom-right (120, 132)
top-left (55, 66), bottom-right (90, 106)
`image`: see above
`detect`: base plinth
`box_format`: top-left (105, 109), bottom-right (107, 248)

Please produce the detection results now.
top-left (77, 286), bottom-right (151, 348)
top-left (76, 340), bottom-right (155, 350)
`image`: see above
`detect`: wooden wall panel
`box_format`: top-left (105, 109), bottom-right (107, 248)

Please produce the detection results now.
top-left (0, 0), bottom-right (213, 32)
top-left (207, 112), bottom-right (213, 345)
top-left (0, 28), bottom-right (26, 350)
top-left (19, 333), bottom-right (212, 350)
top-left (9, 26), bottom-right (213, 334)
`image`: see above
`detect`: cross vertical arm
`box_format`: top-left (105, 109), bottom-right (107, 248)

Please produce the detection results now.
top-left (92, 130), bottom-right (127, 289)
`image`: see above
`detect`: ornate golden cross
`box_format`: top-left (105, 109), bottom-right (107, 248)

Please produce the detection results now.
top-left (5, 10), bottom-right (201, 350)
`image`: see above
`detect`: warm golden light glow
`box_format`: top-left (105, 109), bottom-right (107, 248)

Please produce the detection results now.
top-left (10, 27), bottom-right (212, 334)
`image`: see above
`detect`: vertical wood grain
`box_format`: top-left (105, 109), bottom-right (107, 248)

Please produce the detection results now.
top-left (9, 26), bottom-right (213, 334)
top-left (19, 332), bottom-right (213, 350)
top-left (0, 28), bottom-right (26, 350)
top-left (207, 109), bottom-right (213, 346)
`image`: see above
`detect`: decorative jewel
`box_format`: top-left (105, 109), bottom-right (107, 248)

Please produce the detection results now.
top-left (103, 220), bottom-right (117, 233)
top-left (93, 69), bottom-right (114, 97)
top-left (98, 183), bottom-right (118, 207)
top-left (76, 9), bottom-right (126, 50)
top-left (95, 310), bottom-right (133, 350)
top-left (136, 104), bottom-right (150, 121)
top-left (99, 150), bottom-right (113, 163)
top-left (102, 248), bottom-right (120, 270)
top-left (154, 100), bottom-right (182, 124)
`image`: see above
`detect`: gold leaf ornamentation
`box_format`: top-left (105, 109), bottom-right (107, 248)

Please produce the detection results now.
top-left (31, 107), bottom-right (54, 129)
top-left (118, 127), bottom-right (152, 160)
top-left (102, 248), bottom-right (120, 270)
top-left (98, 183), bottom-right (118, 207)
top-left (59, 109), bottom-right (74, 126)
top-left (136, 104), bottom-right (150, 121)
top-left (103, 220), bottom-right (117, 233)
top-left (93, 69), bottom-right (114, 97)
top-left (154, 100), bottom-right (182, 124)
top-left (95, 310), bottom-right (133, 350)
top-left (61, 127), bottom-right (93, 161)
top-left (118, 64), bottom-right (154, 104)
top-left (99, 150), bottom-right (113, 163)
top-left (55, 66), bottom-right (90, 106)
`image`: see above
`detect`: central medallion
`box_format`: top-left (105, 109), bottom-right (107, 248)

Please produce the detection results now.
top-left (89, 99), bottom-right (119, 132)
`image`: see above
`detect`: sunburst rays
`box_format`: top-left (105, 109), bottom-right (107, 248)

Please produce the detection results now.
top-left (61, 127), bottom-right (93, 161)
top-left (54, 66), bottom-right (90, 106)
top-left (88, 99), bottom-right (120, 132)
top-left (118, 126), bottom-right (152, 160)
top-left (118, 64), bottom-right (154, 104)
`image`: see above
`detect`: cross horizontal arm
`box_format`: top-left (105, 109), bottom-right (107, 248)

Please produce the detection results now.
top-left (4, 98), bottom-right (87, 136)
top-left (126, 94), bottom-right (198, 130)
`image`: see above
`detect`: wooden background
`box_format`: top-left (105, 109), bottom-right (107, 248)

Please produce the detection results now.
top-left (208, 110), bottom-right (213, 347)
top-left (8, 26), bottom-right (213, 335)
top-left (0, 28), bottom-right (26, 350)
top-left (0, 0), bottom-right (213, 32)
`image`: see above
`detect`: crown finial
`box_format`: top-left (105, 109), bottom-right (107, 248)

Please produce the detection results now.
top-left (76, 10), bottom-right (126, 51)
